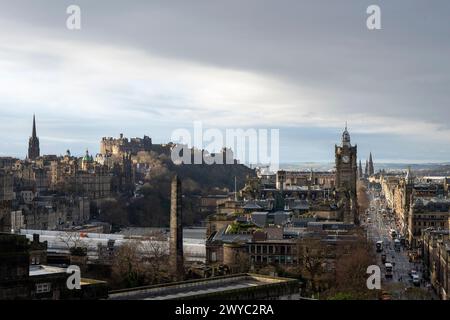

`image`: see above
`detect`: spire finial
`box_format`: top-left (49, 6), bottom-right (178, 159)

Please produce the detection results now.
top-left (345, 121), bottom-right (348, 131)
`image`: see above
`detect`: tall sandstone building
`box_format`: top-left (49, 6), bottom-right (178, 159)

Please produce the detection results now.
top-left (28, 115), bottom-right (40, 160)
top-left (170, 175), bottom-right (184, 281)
top-left (335, 125), bottom-right (358, 224)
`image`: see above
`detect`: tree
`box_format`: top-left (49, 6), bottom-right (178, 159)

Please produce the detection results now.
top-left (99, 199), bottom-right (129, 227)
top-left (357, 181), bottom-right (370, 217)
top-left (111, 240), bottom-right (145, 288)
top-left (140, 231), bottom-right (171, 284)
top-left (111, 233), bottom-right (172, 288)
top-left (58, 231), bottom-right (86, 251)
top-left (325, 230), bottom-right (377, 300)
top-left (296, 238), bottom-right (330, 293)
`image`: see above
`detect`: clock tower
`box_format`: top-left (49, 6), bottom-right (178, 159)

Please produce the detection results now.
top-left (335, 125), bottom-right (358, 223)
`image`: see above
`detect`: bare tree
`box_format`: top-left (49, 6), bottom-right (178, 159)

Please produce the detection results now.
top-left (323, 230), bottom-right (377, 299)
top-left (111, 240), bottom-right (145, 288)
top-left (57, 231), bottom-right (86, 252)
top-left (357, 181), bottom-right (370, 219)
top-left (140, 231), bottom-right (171, 284)
top-left (296, 238), bottom-right (330, 293)
top-left (111, 233), bottom-right (172, 288)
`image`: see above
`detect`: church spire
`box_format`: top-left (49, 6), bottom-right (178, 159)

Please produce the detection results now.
top-left (28, 114), bottom-right (40, 160)
top-left (368, 152), bottom-right (374, 176)
top-left (32, 114), bottom-right (37, 138)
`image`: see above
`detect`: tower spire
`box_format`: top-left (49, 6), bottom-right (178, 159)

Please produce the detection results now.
top-left (28, 114), bottom-right (40, 160)
top-left (32, 114), bottom-right (37, 138)
top-left (368, 152), bottom-right (374, 176)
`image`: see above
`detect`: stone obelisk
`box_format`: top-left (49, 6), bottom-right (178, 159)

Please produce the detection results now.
top-left (170, 175), bottom-right (184, 281)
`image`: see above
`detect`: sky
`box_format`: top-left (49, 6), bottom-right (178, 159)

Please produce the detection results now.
top-left (0, 0), bottom-right (449, 163)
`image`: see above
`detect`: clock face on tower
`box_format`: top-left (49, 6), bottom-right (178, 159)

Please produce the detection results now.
top-left (342, 155), bottom-right (350, 164)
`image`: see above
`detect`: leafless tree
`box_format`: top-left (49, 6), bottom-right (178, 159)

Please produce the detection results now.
top-left (140, 231), bottom-right (171, 284)
top-left (57, 230), bottom-right (86, 251)
top-left (111, 232), bottom-right (171, 288)
top-left (357, 181), bottom-right (370, 218)
top-left (296, 237), bottom-right (330, 293)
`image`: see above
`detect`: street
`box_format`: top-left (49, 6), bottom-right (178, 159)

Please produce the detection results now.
top-left (363, 189), bottom-right (436, 299)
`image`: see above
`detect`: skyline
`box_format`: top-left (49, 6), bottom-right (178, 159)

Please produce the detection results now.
top-left (4, 113), bottom-right (449, 166)
top-left (1, 1), bottom-right (450, 162)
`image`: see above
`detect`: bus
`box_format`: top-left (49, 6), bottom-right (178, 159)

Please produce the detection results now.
top-left (376, 241), bottom-right (383, 252)
top-left (390, 229), bottom-right (397, 239)
top-left (385, 263), bottom-right (393, 278)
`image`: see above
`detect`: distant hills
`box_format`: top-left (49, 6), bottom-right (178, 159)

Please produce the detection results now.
top-left (279, 162), bottom-right (450, 175)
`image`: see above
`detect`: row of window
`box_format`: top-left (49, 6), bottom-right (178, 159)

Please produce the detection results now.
top-left (249, 244), bottom-right (295, 255)
top-left (414, 221), bottom-right (446, 227)
top-left (251, 255), bottom-right (296, 264)
top-left (36, 283), bottom-right (51, 294)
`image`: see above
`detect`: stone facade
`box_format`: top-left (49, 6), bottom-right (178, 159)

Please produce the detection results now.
top-left (100, 134), bottom-right (153, 157)
top-left (422, 229), bottom-right (450, 300)
top-left (335, 126), bottom-right (358, 224)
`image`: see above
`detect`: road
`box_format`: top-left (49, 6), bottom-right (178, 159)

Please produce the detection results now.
top-left (362, 189), bottom-right (436, 300)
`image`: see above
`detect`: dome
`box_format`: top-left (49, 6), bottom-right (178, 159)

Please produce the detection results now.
top-left (82, 149), bottom-right (93, 162)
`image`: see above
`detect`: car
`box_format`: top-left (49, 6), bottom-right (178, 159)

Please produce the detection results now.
top-left (367, 218), bottom-right (372, 223)
top-left (376, 241), bottom-right (383, 252)
top-left (385, 263), bottom-right (393, 278)
top-left (381, 254), bottom-right (387, 263)
top-left (409, 270), bottom-right (417, 278)
top-left (412, 274), bottom-right (420, 286)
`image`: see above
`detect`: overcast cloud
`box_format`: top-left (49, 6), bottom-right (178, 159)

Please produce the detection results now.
top-left (0, 0), bottom-right (449, 163)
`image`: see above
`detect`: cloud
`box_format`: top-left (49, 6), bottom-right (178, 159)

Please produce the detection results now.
top-left (0, 0), bottom-right (449, 162)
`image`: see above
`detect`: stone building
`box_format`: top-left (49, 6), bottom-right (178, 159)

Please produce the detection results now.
top-left (275, 170), bottom-right (335, 190)
top-left (381, 169), bottom-right (449, 247)
top-left (0, 233), bottom-right (108, 300)
top-left (408, 198), bottom-right (450, 247)
top-left (100, 134), bottom-right (153, 157)
top-left (0, 169), bottom-right (14, 232)
top-left (335, 125), bottom-right (358, 224)
top-left (422, 229), bottom-right (450, 300)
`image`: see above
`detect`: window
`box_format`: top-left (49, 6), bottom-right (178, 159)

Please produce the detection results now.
top-left (211, 252), bottom-right (217, 262)
top-left (36, 283), bottom-right (51, 294)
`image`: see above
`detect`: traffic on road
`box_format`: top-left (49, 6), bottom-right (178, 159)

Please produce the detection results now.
top-left (362, 188), bottom-right (436, 299)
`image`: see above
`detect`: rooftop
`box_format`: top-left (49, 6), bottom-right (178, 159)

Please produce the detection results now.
top-left (108, 274), bottom-right (298, 300)
top-left (29, 265), bottom-right (66, 277)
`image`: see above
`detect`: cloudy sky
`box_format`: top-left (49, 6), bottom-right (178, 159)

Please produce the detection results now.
top-left (0, 0), bottom-right (449, 163)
